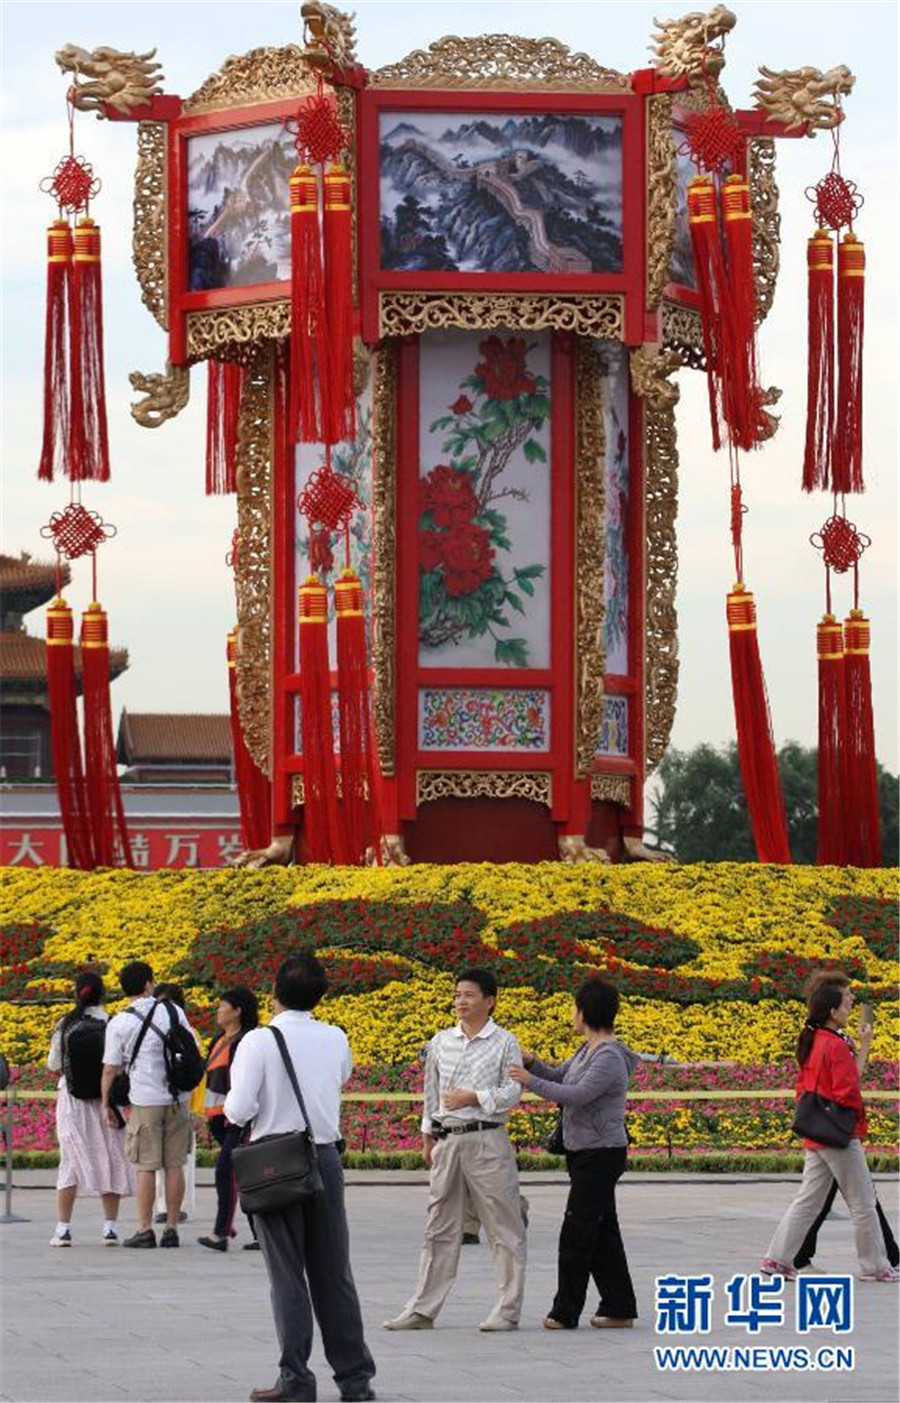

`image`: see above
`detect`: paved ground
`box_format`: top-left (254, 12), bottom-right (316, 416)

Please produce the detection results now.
top-left (1, 1173), bottom-right (897, 1403)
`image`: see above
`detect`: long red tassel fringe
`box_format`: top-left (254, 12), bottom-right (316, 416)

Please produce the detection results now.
top-left (816, 614), bottom-right (847, 865)
top-left (206, 361), bottom-right (243, 494)
top-left (803, 230), bottom-right (835, 492)
top-left (834, 232), bottom-right (865, 494)
top-left (687, 176), bottom-right (725, 451)
top-left (335, 570), bottom-right (381, 865)
top-left (720, 173), bottom-right (760, 452)
top-left (80, 602), bottom-right (132, 867)
top-left (227, 629), bottom-right (272, 851)
top-left (46, 597), bottom-right (94, 869)
top-left (38, 220), bottom-right (72, 482)
top-left (726, 584), bottom-right (792, 863)
top-left (323, 163), bottom-right (355, 445)
top-left (290, 163), bottom-right (327, 443)
top-left (842, 609), bottom-right (882, 866)
top-left (69, 218), bottom-right (110, 482)
top-left (298, 575), bottom-right (345, 863)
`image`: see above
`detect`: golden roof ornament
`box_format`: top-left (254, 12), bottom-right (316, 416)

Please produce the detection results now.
top-left (753, 64), bottom-right (855, 132)
top-left (55, 43), bottom-right (164, 116)
top-left (650, 5), bottom-right (737, 83)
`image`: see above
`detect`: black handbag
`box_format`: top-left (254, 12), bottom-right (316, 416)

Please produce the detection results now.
top-left (543, 1116), bottom-right (565, 1156)
top-left (232, 1025), bottom-right (324, 1215)
top-left (792, 1090), bottom-right (857, 1148)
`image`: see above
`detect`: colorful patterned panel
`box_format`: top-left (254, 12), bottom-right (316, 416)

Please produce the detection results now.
top-left (419, 688), bottom-right (550, 752)
top-left (599, 342), bottom-right (630, 676)
top-left (595, 694), bottom-right (628, 758)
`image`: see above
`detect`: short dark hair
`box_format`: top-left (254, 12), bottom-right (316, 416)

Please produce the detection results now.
top-left (220, 986), bottom-right (259, 1030)
top-left (456, 968), bottom-right (498, 1001)
top-left (575, 977), bottom-right (619, 1031)
top-left (120, 960), bottom-right (154, 997)
top-left (274, 952), bottom-right (328, 1011)
top-left (154, 982), bottom-right (185, 1009)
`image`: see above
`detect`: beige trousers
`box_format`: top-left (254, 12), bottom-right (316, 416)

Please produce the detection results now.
top-left (765, 1141), bottom-right (890, 1278)
top-left (405, 1128), bottom-right (527, 1322)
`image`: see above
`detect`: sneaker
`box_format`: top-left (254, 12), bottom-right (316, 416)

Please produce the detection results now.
top-left (760, 1258), bottom-right (796, 1281)
top-left (382, 1312), bottom-right (433, 1331)
top-left (159, 1227), bottom-right (180, 1248)
top-left (49, 1230), bottom-right (72, 1247)
top-left (860, 1266), bottom-right (900, 1283)
top-left (122, 1228), bottom-right (157, 1249)
top-left (103, 1228), bottom-right (119, 1246)
top-left (478, 1316), bottom-right (518, 1332)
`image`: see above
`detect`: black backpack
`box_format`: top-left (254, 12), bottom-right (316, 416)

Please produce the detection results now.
top-left (63, 1017), bottom-right (106, 1101)
top-left (154, 1000), bottom-right (205, 1098)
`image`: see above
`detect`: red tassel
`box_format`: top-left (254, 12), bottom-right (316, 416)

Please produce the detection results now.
top-left (290, 163), bottom-right (327, 444)
top-left (46, 597), bottom-right (94, 869)
top-left (323, 163), bottom-right (355, 444)
top-left (80, 602), bottom-right (132, 867)
top-left (687, 176), bottom-right (726, 451)
top-left (803, 230), bottom-right (835, 492)
top-left (68, 218), bottom-right (110, 482)
top-left (335, 570), bottom-right (381, 865)
top-left (38, 220), bottom-right (72, 482)
top-left (227, 629), bottom-right (272, 851)
top-left (816, 614), bottom-right (847, 865)
top-left (834, 232), bottom-right (865, 494)
top-left (720, 173), bottom-right (760, 452)
top-left (206, 361), bottom-right (243, 494)
top-left (842, 609), bottom-right (882, 866)
top-left (726, 584), bottom-right (792, 863)
top-left (298, 575), bottom-right (345, 862)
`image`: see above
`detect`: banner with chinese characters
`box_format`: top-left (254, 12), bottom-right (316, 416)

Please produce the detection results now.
top-left (0, 826), bottom-right (244, 870)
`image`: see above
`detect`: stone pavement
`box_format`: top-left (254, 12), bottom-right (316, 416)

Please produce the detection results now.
top-left (1, 1173), bottom-right (897, 1403)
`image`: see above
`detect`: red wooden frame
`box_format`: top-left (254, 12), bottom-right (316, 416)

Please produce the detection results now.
top-left (358, 89), bottom-right (645, 345)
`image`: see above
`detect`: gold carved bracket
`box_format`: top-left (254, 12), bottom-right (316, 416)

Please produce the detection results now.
top-left (630, 345), bottom-right (680, 776)
top-left (417, 771), bottom-right (552, 807)
top-left (128, 363), bottom-right (190, 427)
top-left (590, 773), bottom-right (633, 807)
top-left (371, 35), bottom-right (628, 92)
top-left (371, 343), bottom-right (398, 777)
top-left (645, 94), bottom-right (676, 312)
top-left (661, 299), bottom-right (705, 371)
top-left (379, 293), bottom-right (623, 341)
top-left (748, 137), bottom-right (780, 326)
top-left (133, 122), bottom-right (168, 330)
top-left (234, 344), bottom-right (275, 777)
top-left (574, 339), bottom-right (606, 777)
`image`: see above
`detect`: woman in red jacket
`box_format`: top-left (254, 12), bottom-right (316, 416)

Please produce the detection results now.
top-left (762, 971), bottom-right (897, 1283)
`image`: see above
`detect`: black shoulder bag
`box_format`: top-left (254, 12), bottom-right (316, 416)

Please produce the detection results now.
top-left (791, 1030), bottom-right (858, 1149)
top-left (232, 1026), bottom-right (324, 1215)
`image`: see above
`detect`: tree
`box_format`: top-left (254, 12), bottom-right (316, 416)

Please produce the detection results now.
top-left (651, 742), bottom-right (899, 865)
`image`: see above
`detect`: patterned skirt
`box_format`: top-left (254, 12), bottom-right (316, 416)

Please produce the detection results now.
top-left (55, 1085), bottom-right (135, 1196)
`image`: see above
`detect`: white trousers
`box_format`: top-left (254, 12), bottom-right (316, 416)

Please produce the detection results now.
top-left (765, 1141), bottom-right (890, 1278)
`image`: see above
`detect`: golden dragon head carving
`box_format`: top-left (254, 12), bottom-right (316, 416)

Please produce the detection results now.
top-left (300, 2), bottom-right (358, 70)
top-left (55, 43), bottom-right (164, 116)
top-left (650, 5), bottom-right (737, 82)
top-left (753, 64), bottom-right (855, 132)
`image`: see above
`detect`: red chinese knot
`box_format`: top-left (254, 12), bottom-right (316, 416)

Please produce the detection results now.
top-left (286, 92), bottom-right (348, 165)
top-left (297, 466), bottom-right (361, 531)
top-left (41, 503), bottom-right (115, 560)
top-left (806, 170), bottom-right (863, 232)
top-left (683, 106), bottom-right (742, 174)
top-left (810, 514), bottom-right (870, 574)
top-left (40, 154), bottom-right (100, 214)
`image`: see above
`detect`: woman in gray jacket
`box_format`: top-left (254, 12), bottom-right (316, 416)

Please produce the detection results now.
top-left (510, 977), bottom-right (638, 1330)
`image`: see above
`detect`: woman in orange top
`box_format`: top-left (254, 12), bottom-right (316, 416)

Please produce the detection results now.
top-left (197, 987), bottom-right (258, 1252)
top-left (762, 970), bottom-right (897, 1283)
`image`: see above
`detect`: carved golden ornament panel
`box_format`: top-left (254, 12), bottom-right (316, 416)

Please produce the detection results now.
top-left (632, 348), bottom-right (680, 776)
top-left (129, 363), bottom-right (190, 427)
top-left (371, 344), bottom-right (398, 777)
top-left (372, 34), bottom-right (628, 92)
top-left (661, 299), bottom-right (705, 371)
top-left (574, 339), bottom-right (606, 777)
top-left (645, 95), bottom-right (677, 312)
top-left (591, 773), bottom-right (633, 807)
top-left (416, 770), bottom-right (552, 807)
top-left (186, 303), bottom-right (291, 363)
top-left (234, 345), bottom-right (275, 777)
top-left (183, 45), bottom-right (315, 111)
top-left (748, 137), bottom-right (780, 326)
top-left (291, 775), bottom-right (305, 808)
top-left (379, 293), bottom-right (623, 341)
top-left (133, 122), bottom-right (168, 330)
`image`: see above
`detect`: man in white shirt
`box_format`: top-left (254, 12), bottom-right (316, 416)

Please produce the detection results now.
top-left (100, 960), bottom-right (194, 1249)
top-left (224, 952), bottom-right (375, 1403)
top-left (384, 967), bottom-right (526, 1333)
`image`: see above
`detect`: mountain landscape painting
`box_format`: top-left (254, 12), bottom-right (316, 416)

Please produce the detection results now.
top-left (187, 123), bottom-right (296, 291)
top-left (379, 111), bottom-right (623, 275)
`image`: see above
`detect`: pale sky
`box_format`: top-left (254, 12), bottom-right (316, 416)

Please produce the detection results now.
top-left (1, 0), bottom-right (897, 773)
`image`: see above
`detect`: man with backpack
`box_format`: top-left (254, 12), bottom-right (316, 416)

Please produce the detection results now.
top-left (101, 960), bottom-right (202, 1249)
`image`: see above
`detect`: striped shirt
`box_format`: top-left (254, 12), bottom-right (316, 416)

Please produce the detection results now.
top-left (421, 1019), bottom-right (522, 1134)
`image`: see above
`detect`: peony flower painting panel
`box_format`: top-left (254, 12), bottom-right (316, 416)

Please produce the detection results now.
top-left (380, 111), bottom-right (623, 275)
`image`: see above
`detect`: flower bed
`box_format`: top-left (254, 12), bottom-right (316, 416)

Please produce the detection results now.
top-left (2, 864), bottom-right (897, 1163)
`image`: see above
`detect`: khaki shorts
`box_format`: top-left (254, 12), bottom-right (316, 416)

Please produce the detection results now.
top-left (125, 1102), bottom-right (192, 1171)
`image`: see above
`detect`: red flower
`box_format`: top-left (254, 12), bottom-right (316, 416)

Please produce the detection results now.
top-left (420, 464), bottom-right (478, 528)
top-left (441, 521), bottom-right (494, 597)
top-left (419, 528), bottom-right (445, 573)
top-left (474, 335), bottom-right (537, 400)
top-left (450, 394), bottom-right (473, 415)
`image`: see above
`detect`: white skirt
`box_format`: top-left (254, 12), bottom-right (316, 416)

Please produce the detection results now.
top-left (55, 1085), bottom-right (135, 1197)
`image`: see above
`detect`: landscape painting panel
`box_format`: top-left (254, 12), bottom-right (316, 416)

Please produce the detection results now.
top-left (670, 150), bottom-right (699, 289)
top-left (380, 111), bottom-right (623, 275)
top-left (188, 123), bottom-right (295, 291)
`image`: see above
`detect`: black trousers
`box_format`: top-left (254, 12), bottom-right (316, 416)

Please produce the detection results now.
top-left (209, 1115), bottom-right (245, 1239)
top-left (253, 1145), bottom-right (375, 1401)
top-left (794, 1176), bottom-right (900, 1269)
top-left (550, 1145), bottom-right (637, 1327)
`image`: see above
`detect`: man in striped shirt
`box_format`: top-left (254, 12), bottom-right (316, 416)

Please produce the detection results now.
top-left (384, 968), bottom-right (526, 1333)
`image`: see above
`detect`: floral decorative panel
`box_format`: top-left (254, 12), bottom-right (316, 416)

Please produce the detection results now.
top-left (418, 330), bottom-right (551, 669)
top-left (599, 341), bottom-right (630, 675)
top-left (595, 693), bottom-right (628, 758)
top-left (419, 688), bottom-right (550, 752)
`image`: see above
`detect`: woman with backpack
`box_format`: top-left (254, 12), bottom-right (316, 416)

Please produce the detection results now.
top-left (46, 971), bottom-right (134, 1247)
top-left (197, 986), bottom-right (259, 1252)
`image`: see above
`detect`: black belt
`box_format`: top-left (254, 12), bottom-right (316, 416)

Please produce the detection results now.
top-left (432, 1120), bottom-right (500, 1140)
